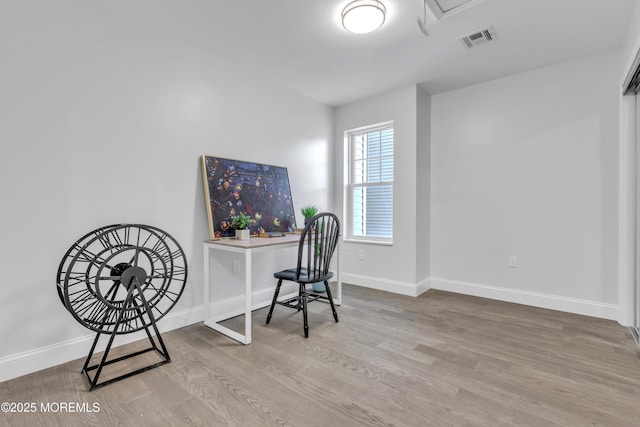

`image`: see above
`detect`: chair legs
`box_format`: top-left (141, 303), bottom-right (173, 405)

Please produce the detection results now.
top-left (266, 280), bottom-right (338, 338)
top-left (324, 280), bottom-right (339, 322)
top-left (301, 283), bottom-right (309, 338)
top-left (266, 279), bottom-right (282, 325)
top-left (297, 283), bottom-right (304, 312)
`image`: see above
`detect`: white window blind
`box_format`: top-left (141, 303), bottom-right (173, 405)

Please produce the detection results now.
top-left (347, 124), bottom-right (394, 241)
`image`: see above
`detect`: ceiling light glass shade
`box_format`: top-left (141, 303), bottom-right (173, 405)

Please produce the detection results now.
top-left (342, 0), bottom-right (386, 34)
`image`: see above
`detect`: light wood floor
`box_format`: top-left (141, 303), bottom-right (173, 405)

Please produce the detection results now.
top-left (2, 285), bottom-right (640, 426)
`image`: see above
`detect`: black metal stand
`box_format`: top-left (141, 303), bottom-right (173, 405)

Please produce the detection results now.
top-left (80, 275), bottom-right (171, 391)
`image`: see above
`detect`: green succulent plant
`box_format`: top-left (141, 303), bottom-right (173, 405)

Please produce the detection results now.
top-left (230, 213), bottom-right (253, 229)
top-left (300, 205), bottom-right (319, 219)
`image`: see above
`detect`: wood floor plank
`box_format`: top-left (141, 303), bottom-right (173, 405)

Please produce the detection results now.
top-left (2, 285), bottom-right (640, 426)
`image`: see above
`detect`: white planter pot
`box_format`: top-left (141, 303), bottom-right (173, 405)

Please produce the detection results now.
top-left (235, 229), bottom-right (250, 240)
top-left (311, 282), bottom-right (326, 293)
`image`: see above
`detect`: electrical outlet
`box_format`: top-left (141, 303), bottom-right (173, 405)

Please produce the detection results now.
top-left (233, 260), bottom-right (240, 273)
top-left (358, 249), bottom-right (365, 260)
top-left (509, 255), bottom-right (517, 268)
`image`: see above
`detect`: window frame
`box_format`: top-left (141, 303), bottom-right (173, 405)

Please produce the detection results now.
top-left (344, 121), bottom-right (394, 244)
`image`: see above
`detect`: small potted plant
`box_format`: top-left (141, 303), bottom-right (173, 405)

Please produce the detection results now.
top-left (230, 213), bottom-right (253, 240)
top-left (300, 205), bottom-right (319, 227)
top-left (300, 205), bottom-right (326, 293)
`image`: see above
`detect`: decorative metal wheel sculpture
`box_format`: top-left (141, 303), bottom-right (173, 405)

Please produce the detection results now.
top-left (56, 224), bottom-right (188, 390)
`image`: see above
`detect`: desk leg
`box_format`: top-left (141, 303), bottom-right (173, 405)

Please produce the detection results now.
top-left (244, 249), bottom-right (252, 344)
top-left (202, 245), bottom-right (251, 345)
top-left (203, 244), bottom-right (210, 324)
top-left (336, 241), bottom-right (342, 306)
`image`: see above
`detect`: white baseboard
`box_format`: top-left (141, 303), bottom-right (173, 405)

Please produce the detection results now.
top-left (0, 284), bottom-right (297, 384)
top-left (4, 276), bottom-right (616, 383)
top-left (0, 305), bottom-right (205, 383)
top-left (207, 283), bottom-right (299, 321)
top-left (430, 277), bottom-right (619, 320)
top-left (342, 273), bottom-right (430, 297)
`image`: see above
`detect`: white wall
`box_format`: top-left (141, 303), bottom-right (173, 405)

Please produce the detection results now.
top-left (0, 0), bottom-right (332, 381)
top-left (334, 85), bottom-right (429, 296)
top-left (431, 51), bottom-right (621, 319)
top-left (621, 1), bottom-right (640, 67)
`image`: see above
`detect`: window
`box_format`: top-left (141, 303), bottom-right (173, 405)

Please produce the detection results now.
top-left (346, 122), bottom-right (394, 242)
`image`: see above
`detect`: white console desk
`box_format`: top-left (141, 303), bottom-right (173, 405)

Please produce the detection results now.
top-left (203, 234), bottom-right (341, 345)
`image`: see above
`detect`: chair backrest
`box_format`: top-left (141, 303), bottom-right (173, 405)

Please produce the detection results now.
top-left (296, 212), bottom-right (340, 283)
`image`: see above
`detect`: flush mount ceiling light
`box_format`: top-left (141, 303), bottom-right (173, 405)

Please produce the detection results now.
top-left (342, 0), bottom-right (386, 34)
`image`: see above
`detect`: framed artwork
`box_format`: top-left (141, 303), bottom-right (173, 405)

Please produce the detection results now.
top-left (200, 155), bottom-right (298, 239)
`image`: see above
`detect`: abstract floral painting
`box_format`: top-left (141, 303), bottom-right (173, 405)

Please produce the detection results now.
top-left (200, 155), bottom-right (298, 239)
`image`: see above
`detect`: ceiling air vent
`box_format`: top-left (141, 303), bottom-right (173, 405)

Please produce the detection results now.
top-left (459, 26), bottom-right (496, 49)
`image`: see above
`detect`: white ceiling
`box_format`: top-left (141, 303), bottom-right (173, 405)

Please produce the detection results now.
top-left (93, 0), bottom-right (636, 106)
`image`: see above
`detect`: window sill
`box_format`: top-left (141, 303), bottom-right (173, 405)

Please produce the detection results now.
top-left (342, 238), bottom-right (393, 246)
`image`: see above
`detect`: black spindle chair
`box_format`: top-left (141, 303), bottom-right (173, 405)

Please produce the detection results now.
top-left (266, 212), bottom-right (340, 338)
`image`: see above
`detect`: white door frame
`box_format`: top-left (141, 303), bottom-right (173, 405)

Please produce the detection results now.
top-left (619, 47), bottom-right (640, 327)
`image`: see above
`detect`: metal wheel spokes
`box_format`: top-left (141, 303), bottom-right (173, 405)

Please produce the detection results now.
top-left (56, 224), bottom-right (187, 334)
top-left (56, 224), bottom-right (120, 308)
